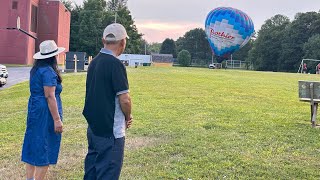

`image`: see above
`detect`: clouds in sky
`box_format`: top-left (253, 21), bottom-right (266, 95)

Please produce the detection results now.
top-left (72, 0), bottom-right (320, 42)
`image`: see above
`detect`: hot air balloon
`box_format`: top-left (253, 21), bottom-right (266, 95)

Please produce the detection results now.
top-left (205, 7), bottom-right (254, 61)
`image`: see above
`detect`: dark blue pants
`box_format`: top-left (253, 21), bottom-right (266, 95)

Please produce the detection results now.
top-left (84, 127), bottom-right (125, 180)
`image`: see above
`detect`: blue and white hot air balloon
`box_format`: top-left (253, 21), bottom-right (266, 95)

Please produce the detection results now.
top-left (205, 7), bottom-right (254, 59)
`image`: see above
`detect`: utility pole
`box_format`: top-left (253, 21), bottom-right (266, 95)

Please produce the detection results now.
top-left (145, 43), bottom-right (147, 55)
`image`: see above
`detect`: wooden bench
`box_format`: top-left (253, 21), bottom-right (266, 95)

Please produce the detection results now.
top-left (299, 81), bottom-right (320, 127)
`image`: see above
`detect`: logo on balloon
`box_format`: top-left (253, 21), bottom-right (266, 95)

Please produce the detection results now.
top-left (210, 29), bottom-right (235, 41)
top-left (205, 7), bottom-right (255, 58)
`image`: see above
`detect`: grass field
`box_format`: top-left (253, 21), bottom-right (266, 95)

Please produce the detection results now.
top-left (1, 67), bottom-right (320, 179)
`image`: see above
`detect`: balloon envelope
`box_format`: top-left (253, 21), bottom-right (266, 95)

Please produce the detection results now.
top-left (205, 7), bottom-right (254, 57)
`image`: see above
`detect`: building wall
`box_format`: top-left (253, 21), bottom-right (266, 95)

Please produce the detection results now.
top-left (38, 0), bottom-right (70, 64)
top-left (0, 0), bottom-right (33, 64)
top-left (0, 0), bottom-right (70, 65)
top-left (26, 0), bottom-right (40, 65)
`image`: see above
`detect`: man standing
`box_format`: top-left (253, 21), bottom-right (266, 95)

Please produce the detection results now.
top-left (83, 23), bottom-right (132, 180)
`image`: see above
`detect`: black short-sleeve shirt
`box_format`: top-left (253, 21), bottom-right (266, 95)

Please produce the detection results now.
top-left (83, 53), bottom-right (129, 137)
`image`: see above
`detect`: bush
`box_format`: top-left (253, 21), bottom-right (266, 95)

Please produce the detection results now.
top-left (178, 50), bottom-right (191, 67)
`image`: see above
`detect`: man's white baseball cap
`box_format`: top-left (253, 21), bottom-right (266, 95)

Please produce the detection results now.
top-left (103, 23), bottom-right (129, 41)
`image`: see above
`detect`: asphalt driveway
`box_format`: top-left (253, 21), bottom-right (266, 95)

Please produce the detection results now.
top-left (1, 67), bottom-right (31, 90)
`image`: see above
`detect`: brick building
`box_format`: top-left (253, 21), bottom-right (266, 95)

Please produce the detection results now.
top-left (0, 0), bottom-right (71, 65)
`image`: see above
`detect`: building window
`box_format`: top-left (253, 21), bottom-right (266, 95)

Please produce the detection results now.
top-left (31, 5), bottom-right (38, 33)
top-left (12, 1), bottom-right (18, 9)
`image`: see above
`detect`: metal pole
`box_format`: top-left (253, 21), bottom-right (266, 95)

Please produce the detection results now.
top-left (74, 54), bottom-right (78, 73)
top-left (298, 60), bottom-right (303, 73)
top-left (61, 54), bottom-right (65, 73)
top-left (212, 54), bottom-right (214, 64)
top-left (115, 12), bottom-right (117, 23)
top-left (145, 43), bottom-right (147, 55)
top-left (310, 83), bottom-right (317, 127)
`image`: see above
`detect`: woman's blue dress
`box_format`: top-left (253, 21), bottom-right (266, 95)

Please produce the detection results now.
top-left (21, 66), bottom-right (63, 166)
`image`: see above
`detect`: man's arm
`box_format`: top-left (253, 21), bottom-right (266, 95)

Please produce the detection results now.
top-left (119, 93), bottom-right (132, 128)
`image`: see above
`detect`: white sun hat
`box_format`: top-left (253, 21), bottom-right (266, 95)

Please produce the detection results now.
top-left (103, 23), bottom-right (129, 41)
top-left (33, 40), bottom-right (65, 60)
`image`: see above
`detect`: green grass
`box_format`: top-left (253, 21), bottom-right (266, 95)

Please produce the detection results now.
top-left (1, 67), bottom-right (320, 179)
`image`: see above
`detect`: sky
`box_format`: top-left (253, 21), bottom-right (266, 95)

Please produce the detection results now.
top-left (71, 0), bottom-right (320, 43)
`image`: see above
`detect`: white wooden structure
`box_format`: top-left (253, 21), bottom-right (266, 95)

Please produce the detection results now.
top-left (118, 54), bottom-right (151, 67)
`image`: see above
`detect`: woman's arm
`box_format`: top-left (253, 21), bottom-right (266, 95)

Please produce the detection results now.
top-left (44, 86), bottom-right (63, 133)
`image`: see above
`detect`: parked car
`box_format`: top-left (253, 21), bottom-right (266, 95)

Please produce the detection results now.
top-left (0, 74), bottom-right (6, 87)
top-left (209, 64), bottom-right (216, 69)
top-left (0, 64), bottom-right (8, 78)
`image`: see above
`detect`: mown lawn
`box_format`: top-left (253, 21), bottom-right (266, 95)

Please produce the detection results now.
top-left (1, 67), bottom-right (320, 179)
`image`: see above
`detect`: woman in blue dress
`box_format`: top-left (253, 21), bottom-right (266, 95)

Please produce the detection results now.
top-left (21, 40), bottom-right (65, 180)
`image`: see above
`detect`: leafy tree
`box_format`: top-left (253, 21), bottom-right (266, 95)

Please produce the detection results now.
top-left (247, 14), bottom-right (290, 71)
top-left (68, 4), bottom-right (83, 52)
top-left (105, 0), bottom-right (143, 54)
top-left (280, 12), bottom-right (320, 72)
top-left (176, 28), bottom-right (211, 65)
top-left (65, 0), bottom-right (142, 55)
top-left (107, 0), bottom-right (127, 11)
top-left (148, 42), bottom-right (162, 54)
top-left (160, 38), bottom-right (177, 58)
top-left (60, 0), bottom-right (73, 11)
top-left (138, 39), bottom-right (151, 55)
top-left (232, 39), bottom-right (254, 61)
top-left (304, 34), bottom-right (320, 59)
top-left (302, 34), bottom-right (320, 73)
top-left (178, 50), bottom-right (191, 67)
top-left (76, 0), bottom-right (106, 56)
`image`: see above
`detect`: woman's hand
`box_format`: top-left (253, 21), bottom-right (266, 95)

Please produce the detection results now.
top-left (54, 120), bottom-right (63, 134)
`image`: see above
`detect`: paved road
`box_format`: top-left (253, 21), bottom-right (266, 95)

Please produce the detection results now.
top-left (1, 67), bottom-right (31, 90)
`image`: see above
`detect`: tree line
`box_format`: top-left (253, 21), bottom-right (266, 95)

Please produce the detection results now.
top-left (159, 11), bottom-right (320, 71)
top-left (62, 0), bottom-right (143, 56)
top-left (62, 1), bottom-right (320, 72)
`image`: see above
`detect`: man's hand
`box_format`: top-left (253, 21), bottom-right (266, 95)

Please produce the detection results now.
top-left (126, 114), bottom-right (133, 129)
top-left (54, 119), bottom-right (63, 134)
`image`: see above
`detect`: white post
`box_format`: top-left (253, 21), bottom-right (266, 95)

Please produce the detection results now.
top-left (115, 12), bottom-right (117, 23)
top-left (212, 54), bottom-right (214, 64)
top-left (74, 54), bottom-right (79, 73)
top-left (61, 54), bottom-right (66, 73)
top-left (145, 43), bottom-right (147, 55)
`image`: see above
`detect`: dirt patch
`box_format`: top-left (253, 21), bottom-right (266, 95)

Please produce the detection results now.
top-left (125, 136), bottom-right (163, 151)
top-left (0, 136), bottom-right (163, 179)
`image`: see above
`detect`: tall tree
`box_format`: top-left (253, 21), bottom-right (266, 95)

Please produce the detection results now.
top-left (248, 14), bottom-right (290, 71)
top-left (160, 38), bottom-right (177, 58)
top-left (303, 34), bottom-right (320, 59)
top-left (107, 0), bottom-right (128, 11)
top-left (60, 0), bottom-right (73, 11)
top-left (178, 50), bottom-right (191, 67)
top-left (148, 42), bottom-right (162, 54)
top-left (77, 0), bottom-right (106, 56)
top-left (303, 34), bottom-right (320, 73)
top-left (279, 12), bottom-right (320, 72)
top-left (176, 28), bottom-right (211, 65)
top-left (232, 39), bottom-right (254, 61)
top-left (69, 4), bottom-right (83, 52)
top-left (105, 0), bottom-right (143, 54)
top-left (65, 0), bottom-right (142, 55)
